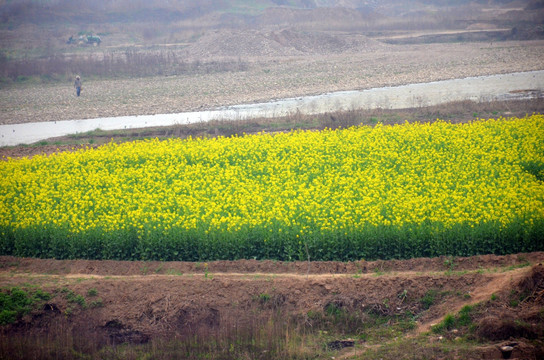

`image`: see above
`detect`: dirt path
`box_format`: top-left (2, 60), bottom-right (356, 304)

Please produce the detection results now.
top-left (1, 253), bottom-right (542, 331)
top-left (1, 253), bottom-right (543, 359)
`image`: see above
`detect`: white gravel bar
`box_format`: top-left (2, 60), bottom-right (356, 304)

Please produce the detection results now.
top-left (1, 70), bottom-right (542, 147)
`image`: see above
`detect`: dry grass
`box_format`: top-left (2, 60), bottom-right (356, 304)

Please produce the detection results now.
top-left (2, 97), bottom-right (542, 159)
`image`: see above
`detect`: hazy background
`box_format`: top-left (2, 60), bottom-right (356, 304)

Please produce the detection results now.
top-left (1, 0), bottom-right (542, 53)
top-left (1, 0), bottom-right (543, 124)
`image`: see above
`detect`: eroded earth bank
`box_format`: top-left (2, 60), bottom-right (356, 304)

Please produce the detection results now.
top-left (1, 253), bottom-right (543, 359)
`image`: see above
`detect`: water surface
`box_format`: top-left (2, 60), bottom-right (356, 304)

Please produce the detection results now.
top-left (1, 70), bottom-right (542, 147)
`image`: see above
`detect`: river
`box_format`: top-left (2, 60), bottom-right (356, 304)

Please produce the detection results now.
top-left (1, 70), bottom-right (543, 147)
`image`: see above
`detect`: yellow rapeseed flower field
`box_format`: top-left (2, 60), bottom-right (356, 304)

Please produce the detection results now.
top-left (1, 115), bottom-right (543, 260)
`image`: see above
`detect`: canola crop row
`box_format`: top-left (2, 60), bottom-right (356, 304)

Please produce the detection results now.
top-left (1, 116), bottom-right (543, 261)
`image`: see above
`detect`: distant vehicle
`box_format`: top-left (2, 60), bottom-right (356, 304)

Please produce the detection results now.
top-left (67, 34), bottom-right (101, 46)
top-left (86, 35), bottom-right (101, 46)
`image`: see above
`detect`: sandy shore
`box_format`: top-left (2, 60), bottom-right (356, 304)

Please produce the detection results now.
top-left (1, 40), bottom-right (544, 125)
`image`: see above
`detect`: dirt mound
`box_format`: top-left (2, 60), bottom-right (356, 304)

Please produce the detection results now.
top-left (477, 315), bottom-right (540, 341)
top-left (518, 263), bottom-right (544, 296)
top-left (268, 28), bottom-right (382, 54)
top-left (184, 29), bottom-right (300, 58)
top-left (184, 28), bottom-right (383, 59)
top-left (467, 265), bottom-right (544, 358)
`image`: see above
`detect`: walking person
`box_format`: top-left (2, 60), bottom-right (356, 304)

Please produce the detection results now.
top-left (74, 75), bottom-right (82, 97)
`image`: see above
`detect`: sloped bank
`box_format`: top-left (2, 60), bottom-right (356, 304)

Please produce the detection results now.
top-left (1, 253), bottom-right (543, 359)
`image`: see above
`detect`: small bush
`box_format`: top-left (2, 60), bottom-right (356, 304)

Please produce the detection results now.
top-left (62, 289), bottom-right (87, 308)
top-left (432, 314), bottom-right (456, 333)
top-left (0, 287), bottom-right (51, 325)
top-left (432, 305), bottom-right (475, 333)
top-left (0, 310), bottom-right (18, 325)
top-left (89, 298), bottom-right (103, 308)
top-left (457, 305), bottom-right (474, 327)
top-left (421, 289), bottom-right (438, 310)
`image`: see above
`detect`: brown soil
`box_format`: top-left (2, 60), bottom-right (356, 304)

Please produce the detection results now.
top-left (1, 253), bottom-right (543, 358)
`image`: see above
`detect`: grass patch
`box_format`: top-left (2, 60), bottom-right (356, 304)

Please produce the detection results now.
top-left (431, 305), bottom-right (475, 334)
top-left (0, 287), bottom-right (52, 325)
top-left (420, 289), bottom-right (439, 310)
top-left (360, 334), bottom-right (480, 360)
top-left (60, 287), bottom-right (86, 308)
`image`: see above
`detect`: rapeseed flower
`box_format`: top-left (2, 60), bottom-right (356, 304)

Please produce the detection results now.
top-left (0, 116), bottom-right (543, 260)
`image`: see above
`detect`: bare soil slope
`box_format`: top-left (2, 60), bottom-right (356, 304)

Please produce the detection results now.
top-left (184, 28), bottom-right (385, 58)
top-left (1, 253), bottom-right (543, 358)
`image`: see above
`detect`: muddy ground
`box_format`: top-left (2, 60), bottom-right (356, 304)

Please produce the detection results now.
top-left (1, 253), bottom-right (543, 359)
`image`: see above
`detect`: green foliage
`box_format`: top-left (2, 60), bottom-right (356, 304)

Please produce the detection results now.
top-left (432, 314), bottom-right (456, 333)
top-left (324, 303), bottom-right (343, 317)
top-left (61, 288), bottom-right (87, 308)
top-left (508, 289), bottom-right (529, 308)
top-left (89, 298), bottom-right (103, 308)
top-left (443, 256), bottom-right (457, 272)
top-left (1, 216), bottom-right (543, 262)
top-left (420, 289), bottom-right (438, 310)
top-left (456, 305), bottom-right (474, 327)
top-left (259, 293), bottom-right (270, 303)
top-left (165, 269), bottom-right (183, 276)
top-left (431, 305), bottom-right (475, 333)
top-left (15, 75), bottom-right (30, 83)
top-left (520, 160), bottom-right (544, 182)
top-left (0, 287), bottom-right (52, 325)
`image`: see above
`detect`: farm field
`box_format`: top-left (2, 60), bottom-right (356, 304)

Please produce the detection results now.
top-left (2, 115), bottom-right (543, 262)
top-left (1, 113), bottom-right (544, 359)
top-left (1, 1), bottom-right (544, 358)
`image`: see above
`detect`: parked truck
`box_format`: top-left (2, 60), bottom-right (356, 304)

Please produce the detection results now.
top-left (67, 34), bottom-right (101, 46)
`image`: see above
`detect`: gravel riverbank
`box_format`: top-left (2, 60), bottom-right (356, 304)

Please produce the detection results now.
top-left (1, 40), bottom-right (543, 125)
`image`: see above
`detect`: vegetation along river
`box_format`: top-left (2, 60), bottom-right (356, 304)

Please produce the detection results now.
top-left (0, 70), bottom-right (542, 147)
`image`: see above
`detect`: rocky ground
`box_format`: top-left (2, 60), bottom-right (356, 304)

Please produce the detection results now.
top-left (1, 39), bottom-right (543, 125)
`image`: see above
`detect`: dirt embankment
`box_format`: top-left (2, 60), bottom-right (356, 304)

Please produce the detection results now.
top-left (1, 253), bottom-right (543, 358)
